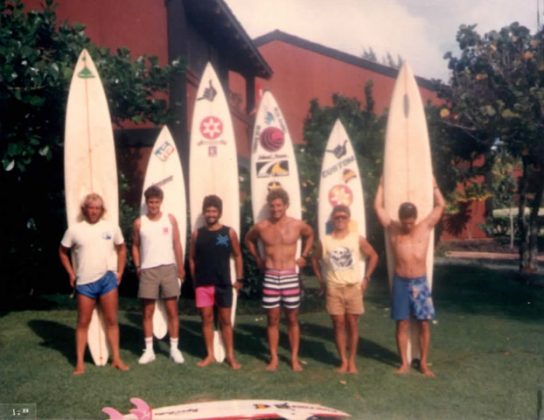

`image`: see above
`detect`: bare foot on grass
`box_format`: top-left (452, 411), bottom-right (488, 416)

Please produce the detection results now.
top-left (112, 360), bottom-right (129, 372)
top-left (73, 364), bottom-right (85, 376)
top-left (226, 357), bottom-right (241, 370)
top-left (335, 361), bottom-right (348, 373)
top-left (420, 364), bottom-right (435, 378)
top-left (395, 364), bottom-right (410, 375)
top-left (347, 361), bottom-right (358, 374)
top-left (197, 356), bottom-right (215, 367)
top-left (265, 357), bottom-right (279, 372)
top-left (291, 358), bottom-right (303, 372)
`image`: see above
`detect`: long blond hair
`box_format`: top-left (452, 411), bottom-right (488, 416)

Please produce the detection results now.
top-left (79, 193), bottom-right (106, 221)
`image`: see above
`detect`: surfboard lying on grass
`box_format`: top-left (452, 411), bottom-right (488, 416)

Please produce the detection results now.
top-left (140, 126), bottom-right (186, 340)
top-left (64, 49), bottom-right (118, 366)
top-left (383, 62), bottom-right (434, 362)
top-left (103, 397), bottom-right (351, 420)
top-left (189, 62), bottom-right (240, 362)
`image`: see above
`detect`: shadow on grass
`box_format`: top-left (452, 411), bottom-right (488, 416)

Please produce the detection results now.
top-left (433, 262), bottom-right (544, 321)
top-left (28, 320), bottom-right (74, 364)
top-left (28, 319), bottom-right (154, 362)
top-left (234, 318), bottom-right (398, 368)
top-left (300, 321), bottom-right (398, 367)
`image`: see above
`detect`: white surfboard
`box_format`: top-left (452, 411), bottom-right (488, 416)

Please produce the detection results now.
top-left (64, 49), bottom-right (117, 366)
top-left (140, 126), bottom-right (186, 340)
top-left (189, 63), bottom-right (240, 362)
top-left (383, 62), bottom-right (434, 362)
top-left (250, 91), bottom-right (302, 226)
top-left (103, 397), bottom-right (350, 420)
top-left (318, 119), bottom-right (366, 274)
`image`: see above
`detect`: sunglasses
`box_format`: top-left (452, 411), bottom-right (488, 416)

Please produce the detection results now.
top-left (333, 214), bottom-right (349, 221)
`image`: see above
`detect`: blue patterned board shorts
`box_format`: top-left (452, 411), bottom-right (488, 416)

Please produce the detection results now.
top-left (391, 275), bottom-right (435, 320)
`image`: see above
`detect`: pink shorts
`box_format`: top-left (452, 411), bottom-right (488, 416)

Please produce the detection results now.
top-left (195, 285), bottom-right (233, 308)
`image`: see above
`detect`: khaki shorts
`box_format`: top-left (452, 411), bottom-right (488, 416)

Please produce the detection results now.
top-left (138, 264), bottom-right (180, 299)
top-left (326, 284), bottom-right (364, 316)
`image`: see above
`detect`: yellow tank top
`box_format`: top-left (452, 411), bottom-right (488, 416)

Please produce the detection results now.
top-left (322, 232), bottom-right (361, 287)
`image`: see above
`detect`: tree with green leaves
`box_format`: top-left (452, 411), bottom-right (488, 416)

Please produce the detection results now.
top-left (440, 22), bottom-right (543, 276)
top-left (0, 0), bottom-right (184, 299)
top-left (298, 82), bottom-right (386, 249)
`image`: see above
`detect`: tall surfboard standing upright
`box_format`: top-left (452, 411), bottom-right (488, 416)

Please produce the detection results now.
top-left (140, 126), bottom-right (186, 340)
top-left (383, 62), bottom-right (434, 362)
top-left (250, 91), bottom-right (302, 241)
top-left (64, 49), bottom-right (118, 366)
top-left (318, 119), bottom-right (366, 276)
top-left (189, 63), bottom-right (240, 363)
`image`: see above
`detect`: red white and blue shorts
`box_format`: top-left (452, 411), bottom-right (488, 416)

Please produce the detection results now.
top-left (262, 269), bottom-right (300, 310)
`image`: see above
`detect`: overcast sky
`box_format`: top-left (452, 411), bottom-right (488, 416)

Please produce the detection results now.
top-left (224, 0), bottom-right (539, 81)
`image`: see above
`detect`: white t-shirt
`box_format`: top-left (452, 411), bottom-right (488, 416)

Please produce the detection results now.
top-left (140, 213), bottom-right (176, 269)
top-left (61, 219), bottom-right (124, 285)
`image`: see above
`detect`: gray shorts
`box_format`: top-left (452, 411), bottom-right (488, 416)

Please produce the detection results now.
top-left (138, 264), bottom-right (180, 299)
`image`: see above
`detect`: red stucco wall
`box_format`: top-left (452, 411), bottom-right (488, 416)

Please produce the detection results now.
top-left (248, 39), bottom-right (441, 144)
top-left (24, 0), bottom-right (168, 64)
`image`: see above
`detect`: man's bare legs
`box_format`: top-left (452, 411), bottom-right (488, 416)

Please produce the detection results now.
top-left (346, 314), bottom-right (359, 374)
top-left (332, 314), bottom-right (359, 374)
top-left (100, 289), bottom-right (129, 371)
top-left (285, 308), bottom-right (302, 372)
top-left (141, 299), bottom-right (155, 338)
top-left (419, 320), bottom-right (434, 377)
top-left (331, 315), bottom-right (348, 372)
top-left (164, 298), bottom-right (179, 339)
top-left (74, 294), bottom-right (95, 375)
top-left (198, 306), bottom-right (215, 367)
top-left (218, 307), bottom-right (241, 369)
top-left (265, 307), bottom-right (280, 371)
top-left (395, 320), bottom-right (410, 374)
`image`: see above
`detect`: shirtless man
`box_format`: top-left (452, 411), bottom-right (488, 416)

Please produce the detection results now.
top-left (374, 177), bottom-right (445, 377)
top-left (245, 188), bottom-right (314, 372)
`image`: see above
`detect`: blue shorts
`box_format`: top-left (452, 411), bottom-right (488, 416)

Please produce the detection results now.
top-left (76, 271), bottom-right (118, 299)
top-left (391, 275), bottom-right (435, 320)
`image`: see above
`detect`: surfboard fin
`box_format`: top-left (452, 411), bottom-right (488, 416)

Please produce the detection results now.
top-left (130, 398), bottom-right (152, 420)
top-left (101, 407), bottom-right (124, 420)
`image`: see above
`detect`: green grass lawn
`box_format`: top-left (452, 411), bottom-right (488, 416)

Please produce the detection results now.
top-left (1, 260), bottom-right (544, 419)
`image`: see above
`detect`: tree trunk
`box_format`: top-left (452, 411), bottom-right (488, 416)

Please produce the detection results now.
top-left (517, 156), bottom-right (542, 278)
top-left (527, 168), bottom-right (543, 270)
top-left (517, 157), bottom-right (531, 274)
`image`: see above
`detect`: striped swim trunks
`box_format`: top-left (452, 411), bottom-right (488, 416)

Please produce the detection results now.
top-left (262, 269), bottom-right (301, 309)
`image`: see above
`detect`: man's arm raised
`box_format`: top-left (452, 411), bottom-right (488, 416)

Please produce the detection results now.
top-left (422, 178), bottom-right (446, 229)
top-left (374, 177), bottom-right (392, 228)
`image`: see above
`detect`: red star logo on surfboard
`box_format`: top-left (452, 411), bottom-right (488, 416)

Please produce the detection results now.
top-left (200, 116), bottom-right (223, 140)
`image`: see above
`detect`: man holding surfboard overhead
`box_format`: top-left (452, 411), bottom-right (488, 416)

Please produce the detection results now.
top-left (189, 195), bottom-right (243, 369)
top-left (59, 193), bottom-right (129, 375)
top-left (374, 177), bottom-right (445, 377)
top-left (245, 188), bottom-right (314, 372)
top-left (311, 205), bottom-right (378, 374)
top-left (132, 186), bottom-right (185, 365)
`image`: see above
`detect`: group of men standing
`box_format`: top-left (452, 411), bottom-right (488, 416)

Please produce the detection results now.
top-left (59, 178), bottom-right (444, 378)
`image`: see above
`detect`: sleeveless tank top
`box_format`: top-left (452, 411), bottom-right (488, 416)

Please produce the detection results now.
top-left (194, 225), bottom-right (232, 287)
top-left (321, 232), bottom-right (361, 287)
top-left (140, 213), bottom-right (176, 269)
